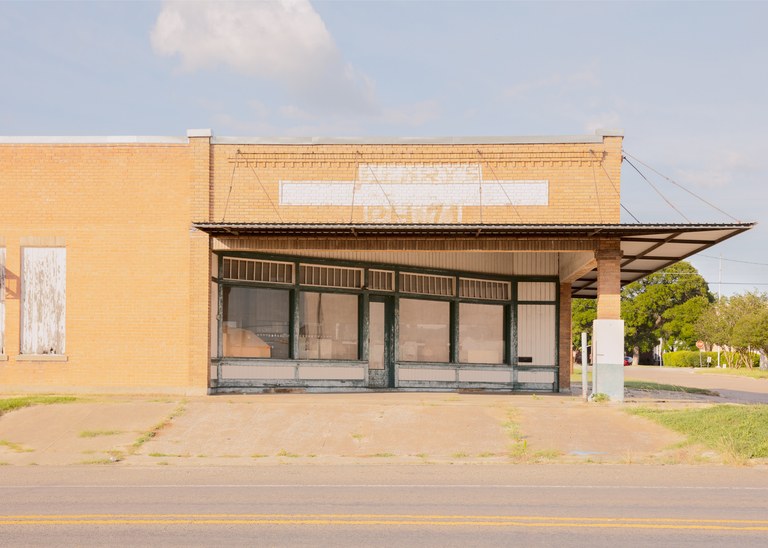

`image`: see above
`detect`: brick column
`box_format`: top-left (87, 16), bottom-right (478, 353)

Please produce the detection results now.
top-left (596, 240), bottom-right (622, 320)
top-left (187, 129), bottom-right (213, 393)
top-left (559, 282), bottom-right (572, 391)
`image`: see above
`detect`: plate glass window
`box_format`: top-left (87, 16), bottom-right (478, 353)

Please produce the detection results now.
top-left (459, 303), bottom-right (504, 364)
top-left (299, 292), bottom-right (359, 360)
top-left (398, 298), bottom-right (450, 362)
top-left (222, 286), bottom-right (290, 359)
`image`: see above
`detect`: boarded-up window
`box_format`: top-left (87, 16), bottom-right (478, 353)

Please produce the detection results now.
top-left (517, 304), bottom-right (556, 366)
top-left (0, 248), bottom-right (5, 355)
top-left (21, 248), bottom-right (66, 355)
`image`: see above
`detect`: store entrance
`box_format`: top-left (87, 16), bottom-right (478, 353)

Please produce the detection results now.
top-left (368, 296), bottom-right (395, 388)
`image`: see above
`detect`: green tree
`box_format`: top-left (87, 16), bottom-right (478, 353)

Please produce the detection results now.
top-left (661, 295), bottom-right (710, 349)
top-left (697, 292), bottom-right (768, 368)
top-left (571, 298), bottom-right (596, 349)
top-left (622, 261), bottom-right (712, 356)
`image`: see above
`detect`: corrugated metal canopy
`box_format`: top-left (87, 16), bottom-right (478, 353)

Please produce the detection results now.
top-left (193, 222), bottom-right (754, 297)
top-left (570, 223), bottom-right (754, 298)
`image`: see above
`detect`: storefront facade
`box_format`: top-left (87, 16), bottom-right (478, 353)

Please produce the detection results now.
top-left (0, 129), bottom-right (752, 394)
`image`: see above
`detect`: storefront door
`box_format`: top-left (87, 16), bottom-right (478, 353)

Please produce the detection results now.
top-left (368, 296), bottom-right (395, 388)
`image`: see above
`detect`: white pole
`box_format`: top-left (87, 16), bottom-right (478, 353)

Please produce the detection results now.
top-left (581, 332), bottom-right (588, 401)
top-left (659, 337), bottom-right (664, 367)
top-left (718, 254), bottom-right (722, 301)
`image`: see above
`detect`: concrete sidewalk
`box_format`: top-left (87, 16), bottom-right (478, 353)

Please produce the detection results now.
top-left (0, 390), bottom-right (710, 467)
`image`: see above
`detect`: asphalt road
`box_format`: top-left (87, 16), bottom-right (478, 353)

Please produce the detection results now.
top-left (2, 465), bottom-right (767, 546)
top-left (624, 365), bottom-right (768, 403)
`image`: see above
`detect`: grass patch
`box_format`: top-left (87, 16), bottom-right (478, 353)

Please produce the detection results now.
top-left (276, 449), bottom-right (299, 458)
top-left (367, 452), bottom-right (395, 458)
top-left (79, 458), bottom-right (116, 465)
top-left (624, 380), bottom-right (718, 396)
top-left (532, 449), bottom-right (564, 460)
top-left (451, 451), bottom-right (469, 458)
top-left (0, 440), bottom-right (34, 453)
top-left (79, 450), bottom-right (124, 465)
top-left (148, 452), bottom-right (189, 458)
top-left (571, 368), bottom-right (593, 382)
top-left (131, 402), bottom-right (186, 452)
top-left (79, 430), bottom-right (124, 438)
top-left (696, 368), bottom-right (768, 380)
top-left (627, 404), bottom-right (768, 460)
top-left (502, 408), bottom-right (533, 459)
top-left (0, 396), bottom-right (78, 416)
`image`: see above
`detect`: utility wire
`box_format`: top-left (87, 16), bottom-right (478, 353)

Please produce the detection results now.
top-left (589, 149), bottom-right (641, 223)
top-left (247, 162), bottom-right (284, 223)
top-left (359, 152), bottom-right (402, 223)
top-left (623, 156), bottom-right (692, 223)
top-left (476, 150), bottom-right (523, 222)
top-left (623, 151), bottom-right (740, 222)
top-left (699, 254), bottom-right (768, 267)
top-left (349, 155), bottom-right (359, 224)
top-left (704, 282), bottom-right (768, 286)
top-left (591, 158), bottom-right (604, 223)
top-left (221, 150), bottom-right (240, 222)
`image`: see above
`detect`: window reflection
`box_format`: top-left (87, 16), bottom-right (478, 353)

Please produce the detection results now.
top-left (222, 286), bottom-right (290, 359)
top-left (398, 298), bottom-right (450, 362)
top-left (459, 303), bottom-right (504, 364)
top-left (299, 292), bottom-right (359, 360)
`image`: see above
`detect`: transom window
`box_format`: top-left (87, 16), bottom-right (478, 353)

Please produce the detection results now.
top-left (217, 253), bottom-right (557, 367)
top-left (222, 258), bottom-right (294, 284)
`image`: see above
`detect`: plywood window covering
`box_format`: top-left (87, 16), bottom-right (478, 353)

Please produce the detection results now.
top-left (517, 304), bottom-right (556, 366)
top-left (368, 269), bottom-right (395, 292)
top-left (222, 258), bottom-right (294, 285)
top-left (20, 247), bottom-right (66, 355)
top-left (459, 277), bottom-right (511, 301)
top-left (0, 248), bottom-right (5, 355)
top-left (399, 272), bottom-right (455, 297)
top-left (300, 264), bottom-right (364, 289)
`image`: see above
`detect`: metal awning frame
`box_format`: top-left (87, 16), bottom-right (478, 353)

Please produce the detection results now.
top-left (193, 222), bottom-right (755, 298)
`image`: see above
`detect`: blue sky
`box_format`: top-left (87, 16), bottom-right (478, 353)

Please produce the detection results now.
top-left (1, 0), bottom-right (766, 294)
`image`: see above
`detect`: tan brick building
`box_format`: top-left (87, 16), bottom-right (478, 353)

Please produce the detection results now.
top-left (0, 130), bottom-right (752, 394)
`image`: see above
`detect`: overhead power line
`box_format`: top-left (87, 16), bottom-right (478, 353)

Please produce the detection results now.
top-left (698, 254), bottom-right (768, 267)
top-left (623, 151), bottom-right (741, 222)
top-left (623, 156), bottom-right (691, 222)
top-left (703, 282), bottom-right (768, 286)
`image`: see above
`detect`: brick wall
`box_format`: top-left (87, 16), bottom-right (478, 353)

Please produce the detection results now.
top-left (0, 143), bottom-right (204, 393)
top-left (206, 136), bottom-right (623, 225)
top-left (0, 132), bottom-right (622, 393)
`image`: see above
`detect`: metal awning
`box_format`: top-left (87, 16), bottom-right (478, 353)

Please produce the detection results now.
top-left (193, 222), bottom-right (754, 297)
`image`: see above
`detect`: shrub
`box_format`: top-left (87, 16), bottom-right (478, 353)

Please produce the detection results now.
top-left (662, 350), bottom-right (760, 368)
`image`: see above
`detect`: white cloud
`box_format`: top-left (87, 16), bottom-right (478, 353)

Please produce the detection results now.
top-left (278, 104), bottom-right (316, 121)
top-left (151, 0), bottom-right (377, 114)
top-left (380, 100), bottom-right (440, 128)
top-left (503, 66), bottom-right (601, 100)
top-left (247, 99), bottom-right (270, 120)
top-left (583, 112), bottom-right (622, 133)
top-left (673, 168), bottom-right (732, 189)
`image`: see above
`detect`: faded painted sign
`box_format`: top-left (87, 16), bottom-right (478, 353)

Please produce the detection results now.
top-left (279, 163), bottom-right (548, 222)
